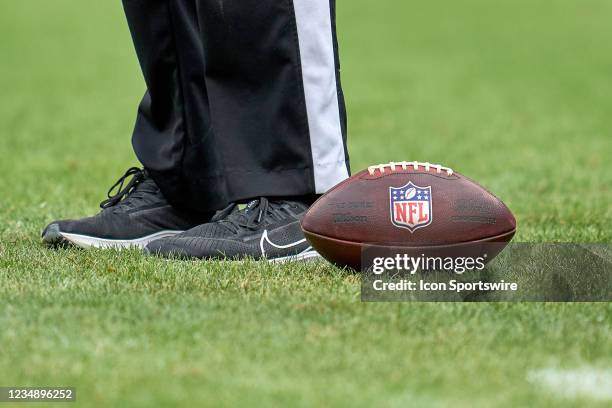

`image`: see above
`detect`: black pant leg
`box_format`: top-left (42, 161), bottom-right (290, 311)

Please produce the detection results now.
top-left (123, 0), bottom-right (227, 212)
top-left (195, 0), bottom-right (350, 201)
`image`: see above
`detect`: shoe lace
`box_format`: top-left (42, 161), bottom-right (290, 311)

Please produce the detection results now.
top-left (99, 167), bottom-right (149, 209)
top-left (217, 197), bottom-right (296, 233)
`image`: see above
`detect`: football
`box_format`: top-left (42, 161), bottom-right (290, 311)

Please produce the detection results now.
top-left (301, 161), bottom-right (516, 269)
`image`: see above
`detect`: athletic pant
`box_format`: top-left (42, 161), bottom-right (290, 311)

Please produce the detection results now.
top-left (122, 0), bottom-right (350, 212)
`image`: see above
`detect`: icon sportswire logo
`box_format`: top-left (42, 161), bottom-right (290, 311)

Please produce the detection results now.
top-left (259, 230), bottom-right (311, 258)
top-left (389, 181), bottom-right (433, 232)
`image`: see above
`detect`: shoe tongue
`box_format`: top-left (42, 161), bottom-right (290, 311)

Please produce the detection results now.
top-left (245, 199), bottom-right (260, 213)
top-left (134, 178), bottom-right (159, 193)
top-left (112, 178), bottom-right (159, 210)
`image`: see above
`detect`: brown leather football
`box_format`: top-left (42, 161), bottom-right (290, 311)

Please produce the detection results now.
top-left (301, 161), bottom-right (516, 270)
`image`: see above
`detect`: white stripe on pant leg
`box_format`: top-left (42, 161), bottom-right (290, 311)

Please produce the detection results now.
top-left (292, 0), bottom-right (349, 193)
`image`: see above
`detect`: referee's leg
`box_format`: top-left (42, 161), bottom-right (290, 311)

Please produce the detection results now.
top-left (146, 0), bottom-right (351, 262)
top-left (195, 0), bottom-right (350, 201)
top-left (123, 0), bottom-right (226, 212)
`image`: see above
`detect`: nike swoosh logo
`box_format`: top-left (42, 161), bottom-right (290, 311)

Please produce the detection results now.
top-left (259, 229), bottom-right (309, 258)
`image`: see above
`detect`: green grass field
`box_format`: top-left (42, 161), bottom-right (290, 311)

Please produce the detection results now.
top-left (1, 0), bottom-right (611, 406)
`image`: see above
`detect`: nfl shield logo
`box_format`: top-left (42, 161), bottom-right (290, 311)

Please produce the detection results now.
top-left (389, 182), bottom-right (432, 232)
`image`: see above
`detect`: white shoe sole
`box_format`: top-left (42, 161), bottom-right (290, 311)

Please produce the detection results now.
top-left (152, 248), bottom-right (322, 264)
top-left (267, 249), bottom-right (322, 264)
top-left (43, 224), bottom-right (183, 249)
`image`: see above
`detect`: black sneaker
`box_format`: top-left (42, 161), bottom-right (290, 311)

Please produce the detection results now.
top-left (145, 197), bottom-right (319, 263)
top-left (42, 167), bottom-right (212, 249)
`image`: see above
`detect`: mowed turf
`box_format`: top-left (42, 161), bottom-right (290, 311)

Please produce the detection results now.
top-left (0, 0), bottom-right (611, 407)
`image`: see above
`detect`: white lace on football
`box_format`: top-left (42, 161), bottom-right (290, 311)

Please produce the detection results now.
top-left (367, 161), bottom-right (454, 176)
